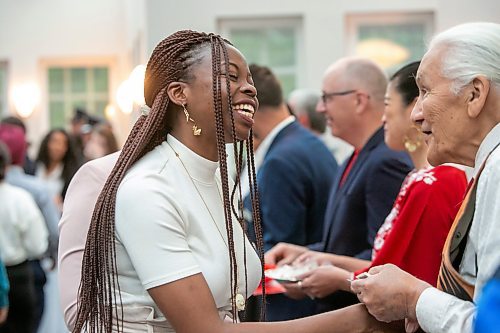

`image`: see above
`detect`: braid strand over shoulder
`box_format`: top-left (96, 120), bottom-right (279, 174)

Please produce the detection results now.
top-left (74, 30), bottom-right (265, 332)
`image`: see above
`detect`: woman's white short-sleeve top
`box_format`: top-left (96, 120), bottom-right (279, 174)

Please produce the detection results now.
top-left (114, 135), bottom-right (261, 319)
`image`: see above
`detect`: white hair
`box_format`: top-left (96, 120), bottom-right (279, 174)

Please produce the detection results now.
top-left (288, 89), bottom-right (320, 116)
top-left (429, 22), bottom-right (500, 94)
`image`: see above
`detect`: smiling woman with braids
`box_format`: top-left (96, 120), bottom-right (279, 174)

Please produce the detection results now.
top-left (59, 30), bottom-right (401, 333)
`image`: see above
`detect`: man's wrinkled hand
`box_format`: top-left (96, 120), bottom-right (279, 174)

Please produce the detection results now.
top-left (350, 264), bottom-right (431, 324)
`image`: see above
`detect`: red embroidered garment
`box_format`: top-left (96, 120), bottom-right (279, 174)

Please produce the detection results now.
top-left (355, 165), bottom-right (467, 286)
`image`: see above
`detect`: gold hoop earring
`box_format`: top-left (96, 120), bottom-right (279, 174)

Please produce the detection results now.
top-left (403, 125), bottom-right (423, 153)
top-left (182, 104), bottom-right (202, 136)
top-left (403, 137), bottom-right (421, 153)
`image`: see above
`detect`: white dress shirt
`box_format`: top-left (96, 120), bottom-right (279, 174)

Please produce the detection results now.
top-left (240, 115), bottom-right (295, 200)
top-left (416, 122), bottom-right (500, 333)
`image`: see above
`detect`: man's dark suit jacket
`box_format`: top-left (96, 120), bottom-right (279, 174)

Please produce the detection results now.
top-left (245, 120), bottom-right (338, 321)
top-left (309, 127), bottom-right (413, 313)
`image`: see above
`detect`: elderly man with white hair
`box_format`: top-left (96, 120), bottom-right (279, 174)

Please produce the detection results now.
top-left (351, 22), bottom-right (500, 333)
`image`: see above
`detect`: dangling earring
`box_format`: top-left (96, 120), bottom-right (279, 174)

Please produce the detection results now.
top-left (403, 125), bottom-right (422, 153)
top-left (182, 104), bottom-right (202, 136)
top-left (403, 137), bottom-right (421, 152)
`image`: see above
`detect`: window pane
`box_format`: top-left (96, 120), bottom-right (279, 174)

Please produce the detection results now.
top-left (71, 100), bottom-right (87, 112)
top-left (229, 26), bottom-right (298, 95)
top-left (48, 65), bottom-right (110, 128)
top-left (268, 28), bottom-right (296, 67)
top-left (70, 68), bottom-right (87, 93)
top-left (49, 101), bottom-right (65, 128)
top-left (357, 23), bottom-right (426, 70)
top-left (48, 68), bottom-right (64, 94)
top-left (230, 30), bottom-right (264, 64)
top-left (93, 67), bottom-right (109, 93)
top-left (94, 100), bottom-right (108, 117)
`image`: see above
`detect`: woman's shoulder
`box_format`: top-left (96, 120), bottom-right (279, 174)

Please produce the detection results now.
top-left (406, 165), bottom-right (466, 198)
top-left (121, 142), bottom-right (174, 184)
top-left (431, 164), bottom-right (467, 184)
top-left (116, 142), bottom-right (186, 207)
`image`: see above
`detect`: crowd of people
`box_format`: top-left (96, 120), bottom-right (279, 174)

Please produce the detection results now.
top-left (0, 21), bottom-right (499, 333)
top-left (0, 109), bottom-right (119, 333)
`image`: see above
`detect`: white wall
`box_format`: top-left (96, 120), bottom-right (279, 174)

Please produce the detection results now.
top-left (0, 0), bottom-right (498, 151)
top-left (146, 0), bottom-right (437, 91)
top-left (0, 0), bottom-right (136, 150)
top-left (436, 0), bottom-right (500, 30)
top-left (146, 0), bottom-right (499, 92)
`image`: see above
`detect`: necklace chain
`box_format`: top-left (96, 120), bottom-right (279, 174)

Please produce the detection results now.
top-left (166, 142), bottom-right (229, 249)
top-left (166, 141), bottom-right (246, 312)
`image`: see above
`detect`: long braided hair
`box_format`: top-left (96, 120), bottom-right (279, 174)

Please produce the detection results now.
top-left (74, 30), bottom-right (265, 332)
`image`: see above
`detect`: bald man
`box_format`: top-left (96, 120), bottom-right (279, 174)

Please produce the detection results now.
top-left (266, 57), bottom-right (412, 313)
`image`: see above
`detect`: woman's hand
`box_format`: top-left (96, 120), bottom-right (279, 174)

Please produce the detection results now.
top-left (293, 251), bottom-right (335, 266)
top-left (264, 243), bottom-right (308, 266)
top-left (0, 306), bottom-right (8, 324)
top-left (297, 265), bottom-right (351, 299)
top-left (281, 282), bottom-right (307, 300)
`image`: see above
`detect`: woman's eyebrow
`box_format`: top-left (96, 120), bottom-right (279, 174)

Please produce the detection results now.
top-left (222, 61), bottom-right (239, 70)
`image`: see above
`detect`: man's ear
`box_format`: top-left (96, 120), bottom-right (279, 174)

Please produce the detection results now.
top-left (354, 92), bottom-right (370, 114)
top-left (467, 76), bottom-right (490, 119)
top-left (167, 81), bottom-right (188, 107)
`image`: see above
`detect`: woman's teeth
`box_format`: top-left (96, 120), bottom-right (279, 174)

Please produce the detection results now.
top-left (234, 104), bottom-right (255, 113)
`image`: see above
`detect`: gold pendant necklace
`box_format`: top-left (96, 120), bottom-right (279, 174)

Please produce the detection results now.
top-left (166, 141), bottom-right (246, 312)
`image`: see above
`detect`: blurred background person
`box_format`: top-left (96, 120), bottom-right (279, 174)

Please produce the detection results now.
top-left (83, 123), bottom-right (119, 160)
top-left (0, 141), bottom-right (48, 333)
top-left (35, 129), bottom-right (81, 209)
top-left (0, 117), bottom-right (37, 176)
top-left (35, 128), bottom-right (80, 333)
top-left (288, 89), bottom-right (353, 164)
top-left (0, 258), bottom-right (8, 326)
top-left (69, 108), bottom-right (91, 162)
top-left (0, 123), bottom-right (60, 333)
top-left (245, 64), bottom-right (337, 321)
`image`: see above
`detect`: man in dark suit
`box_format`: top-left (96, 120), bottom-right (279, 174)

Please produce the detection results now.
top-left (265, 57), bottom-right (412, 313)
top-left (244, 64), bottom-right (338, 321)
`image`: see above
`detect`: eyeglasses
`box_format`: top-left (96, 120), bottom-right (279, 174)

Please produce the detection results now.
top-left (321, 90), bottom-right (357, 104)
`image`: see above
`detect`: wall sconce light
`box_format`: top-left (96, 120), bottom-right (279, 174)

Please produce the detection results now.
top-left (356, 38), bottom-right (410, 69)
top-left (116, 80), bottom-right (133, 114)
top-left (104, 104), bottom-right (117, 119)
top-left (12, 82), bottom-right (40, 118)
top-left (116, 65), bottom-right (146, 114)
top-left (129, 65), bottom-right (146, 105)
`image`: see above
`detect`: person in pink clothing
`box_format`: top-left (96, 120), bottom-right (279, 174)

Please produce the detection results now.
top-left (58, 152), bottom-right (118, 330)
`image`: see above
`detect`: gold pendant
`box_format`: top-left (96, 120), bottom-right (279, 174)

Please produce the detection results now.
top-left (192, 125), bottom-right (202, 136)
top-left (235, 293), bottom-right (245, 311)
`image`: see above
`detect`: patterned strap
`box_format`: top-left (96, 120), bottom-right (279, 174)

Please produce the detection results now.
top-left (437, 141), bottom-right (500, 301)
top-left (437, 180), bottom-right (476, 301)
